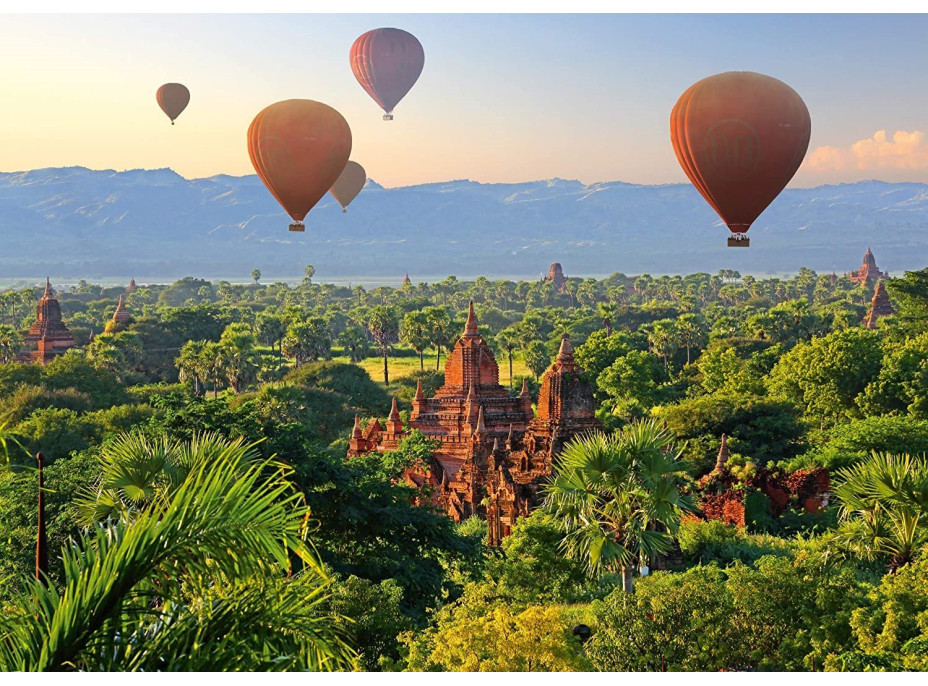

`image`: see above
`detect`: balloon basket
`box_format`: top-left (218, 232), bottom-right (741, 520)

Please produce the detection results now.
top-left (289, 221), bottom-right (305, 233)
top-left (383, 114), bottom-right (394, 121)
top-left (727, 236), bottom-right (750, 247)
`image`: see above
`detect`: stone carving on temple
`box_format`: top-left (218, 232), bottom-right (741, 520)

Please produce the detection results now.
top-left (17, 279), bottom-right (76, 365)
top-left (347, 301), bottom-right (599, 544)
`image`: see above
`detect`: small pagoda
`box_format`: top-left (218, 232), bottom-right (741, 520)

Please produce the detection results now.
top-left (402, 273), bottom-right (411, 286)
top-left (849, 247), bottom-right (889, 285)
top-left (864, 280), bottom-right (894, 329)
top-left (127, 277), bottom-right (137, 293)
top-left (543, 263), bottom-right (567, 293)
top-left (17, 279), bottom-right (75, 365)
top-left (104, 294), bottom-right (133, 333)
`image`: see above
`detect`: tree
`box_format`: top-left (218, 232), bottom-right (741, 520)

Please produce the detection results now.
top-left (598, 302), bottom-right (618, 335)
top-left (543, 421), bottom-right (693, 593)
top-left (216, 323), bottom-right (260, 393)
top-left (0, 433), bottom-right (354, 671)
top-left (423, 306), bottom-right (452, 371)
top-left (768, 328), bottom-right (883, 429)
top-left (0, 325), bottom-right (22, 364)
top-left (337, 325), bottom-right (371, 363)
top-left (256, 311), bottom-right (288, 366)
top-left (303, 264), bottom-right (316, 285)
top-left (367, 306), bottom-right (399, 385)
top-left (495, 326), bottom-right (521, 388)
top-left (282, 319), bottom-right (330, 368)
top-left (832, 452), bottom-right (928, 570)
top-left (251, 268), bottom-right (261, 285)
top-left (523, 340), bottom-right (550, 381)
top-left (176, 339), bottom-right (208, 395)
top-left (886, 268), bottom-right (928, 337)
top-left (401, 310), bottom-right (431, 372)
top-left (676, 312), bottom-right (706, 365)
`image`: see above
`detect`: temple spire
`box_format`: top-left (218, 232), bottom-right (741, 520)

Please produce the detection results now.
top-left (465, 300), bottom-right (478, 337)
top-left (474, 406), bottom-right (488, 438)
top-left (43, 277), bottom-right (51, 299)
top-left (715, 434), bottom-right (730, 471)
top-left (520, 378), bottom-right (530, 397)
top-left (352, 415), bottom-right (362, 439)
top-left (415, 379), bottom-right (424, 401)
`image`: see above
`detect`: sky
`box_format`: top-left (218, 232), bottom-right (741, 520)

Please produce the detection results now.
top-left (2, 13), bottom-right (928, 188)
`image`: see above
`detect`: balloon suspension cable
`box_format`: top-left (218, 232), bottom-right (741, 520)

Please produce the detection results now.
top-left (289, 221), bottom-right (306, 233)
top-left (383, 113), bottom-right (394, 121)
top-left (343, 208), bottom-right (347, 213)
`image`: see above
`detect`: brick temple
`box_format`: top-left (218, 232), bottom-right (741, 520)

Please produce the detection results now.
top-left (348, 302), bottom-right (599, 544)
top-left (543, 262), bottom-right (568, 293)
top-left (17, 279), bottom-right (75, 365)
top-left (104, 294), bottom-right (132, 333)
top-left (864, 280), bottom-right (894, 329)
top-left (849, 247), bottom-right (889, 285)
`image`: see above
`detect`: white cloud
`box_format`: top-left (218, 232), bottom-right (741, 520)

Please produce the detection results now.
top-left (805, 130), bottom-right (928, 172)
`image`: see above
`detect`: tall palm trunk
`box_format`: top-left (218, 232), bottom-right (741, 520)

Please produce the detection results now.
top-left (382, 349), bottom-right (389, 385)
top-left (621, 567), bottom-right (635, 593)
top-left (419, 350), bottom-right (424, 371)
top-left (508, 350), bottom-right (514, 388)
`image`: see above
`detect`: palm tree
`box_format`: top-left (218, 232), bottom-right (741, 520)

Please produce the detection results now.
top-left (217, 323), bottom-right (260, 393)
top-left (423, 306), bottom-right (452, 371)
top-left (597, 303), bottom-right (617, 336)
top-left (176, 340), bottom-right (208, 395)
top-left (543, 420), bottom-right (693, 593)
top-left (495, 326), bottom-right (521, 388)
top-left (0, 414), bottom-right (24, 468)
top-left (832, 452), bottom-right (928, 570)
top-left (336, 325), bottom-right (370, 363)
top-left (0, 324), bottom-right (22, 363)
top-left (402, 309), bottom-right (432, 372)
top-left (366, 305), bottom-right (400, 385)
top-left (0, 433), bottom-right (354, 671)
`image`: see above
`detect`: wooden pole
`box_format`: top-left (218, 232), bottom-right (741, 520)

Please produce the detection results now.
top-left (36, 452), bottom-right (48, 583)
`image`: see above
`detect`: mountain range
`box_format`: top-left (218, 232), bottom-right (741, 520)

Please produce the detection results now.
top-left (1, 166), bottom-right (926, 282)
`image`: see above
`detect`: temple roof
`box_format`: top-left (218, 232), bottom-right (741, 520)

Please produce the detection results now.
top-left (435, 301), bottom-right (505, 396)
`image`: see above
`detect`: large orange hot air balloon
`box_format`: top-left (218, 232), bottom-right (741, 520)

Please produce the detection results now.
top-left (156, 83), bottom-right (190, 125)
top-left (350, 28), bottom-right (424, 120)
top-left (670, 72), bottom-right (811, 247)
top-left (330, 161), bottom-right (366, 212)
top-left (247, 100), bottom-right (352, 232)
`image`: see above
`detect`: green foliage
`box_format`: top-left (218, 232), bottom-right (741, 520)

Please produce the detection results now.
top-left (0, 433), bottom-right (354, 671)
top-left (544, 421), bottom-right (693, 590)
top-left (487, 511), bottom-right (592, 604)
top-left (768, 328), bottom-right (884, 428)
top-left (832, 452), bottom-right (928, 569)
top-left (656, 392), bottom-right (806, 474)
top-left (13, 408), bottom-right (100, 462)
top-left (790, 416), bottom-right (928, 471)
top-left (400, 583), bottom-right (590, 672)
top-left (323, 575), bottom-right (414, 671)
top-left (284, 361), bottom-right (390, 416)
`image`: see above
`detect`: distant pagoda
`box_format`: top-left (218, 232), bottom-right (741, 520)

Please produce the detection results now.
top-left (17, 279), bottom-right (75, 365)
top-left (849, 247), bottom-right (889, 285)
top-left (402, 272), bottom-right (411, 286)
top-left (104, 294), bottom-right (133, 333)
top-left (543, 263), bottom-right (567, 293)
top-left (864, 280), bottom-right (894, 329)
top-left (127, 277), bottom-right (137, 293)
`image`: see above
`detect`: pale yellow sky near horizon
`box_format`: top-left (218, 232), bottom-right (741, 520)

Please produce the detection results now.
top-left (3, 14), bottom-right (928, 188)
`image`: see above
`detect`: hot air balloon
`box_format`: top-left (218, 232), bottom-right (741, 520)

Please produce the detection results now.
top-left (330, 161), bottom-right (366, 212)
top-left (670, 71), bottom-right (811, 247)
top-left (156, 83), bottom-right (190, 125)
top-left (247, 100), bottom-right (352, 232)
top-left (350, 28), bottom-right (424, 120)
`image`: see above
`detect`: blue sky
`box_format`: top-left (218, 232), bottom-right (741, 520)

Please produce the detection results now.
top-left (1, 13), bottom-right (927, 186)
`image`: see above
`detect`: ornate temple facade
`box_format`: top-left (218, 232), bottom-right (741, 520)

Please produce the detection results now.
top-left (849, 247), bottom-right (889, 285)
top-left (348, 302), bottom-right (599, 544)
top-left (543, 263), bottom-right (568, 293)
top-left (864, 280), bottom-right (894, 329)
top-left (17, 279), bottom-right (75, 365)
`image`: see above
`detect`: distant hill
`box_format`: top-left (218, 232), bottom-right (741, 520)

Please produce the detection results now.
top-left (0, 167), bottom-right (925, 280)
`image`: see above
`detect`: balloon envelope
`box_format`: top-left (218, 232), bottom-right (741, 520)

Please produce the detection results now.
top-left (247, 99), bottom-right (352, 231)
top-left (670, 71), bottom-right (811, 245)
top-left (330, 161), bottom-right (366, 211)
top-left (350, 28), bottom-right (424, 119)
top-left (156, 83), bottom-right (190, 123)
